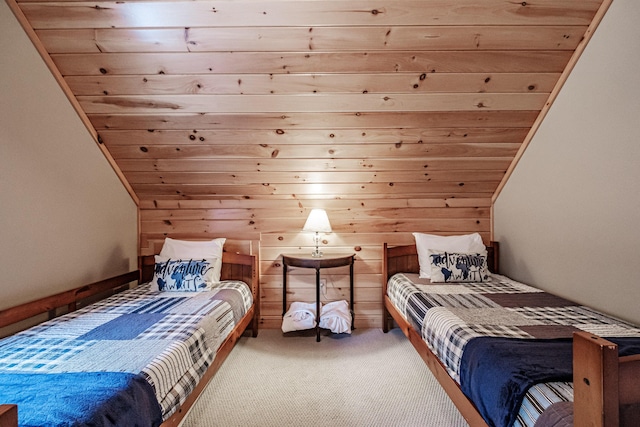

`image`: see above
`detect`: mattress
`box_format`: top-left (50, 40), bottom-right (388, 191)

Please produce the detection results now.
top-left (387, 272), bottom-right (640, 427)
top-left (0, 280), bottom-right (252, 426)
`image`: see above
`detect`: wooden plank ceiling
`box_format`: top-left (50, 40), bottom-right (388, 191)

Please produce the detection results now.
top-left (9, 0), bottom-right (608, 241)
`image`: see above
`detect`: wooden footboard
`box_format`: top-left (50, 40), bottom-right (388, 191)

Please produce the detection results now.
top-left (573, 331), bottom-right (640, 427)
top-left (0, 404), bottom-right (17, 427)
top-left (383, 242), bottom-right (637, 427)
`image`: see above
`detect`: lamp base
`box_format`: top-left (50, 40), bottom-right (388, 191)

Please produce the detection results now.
top-left (311, 232), bottom-right (324, 257)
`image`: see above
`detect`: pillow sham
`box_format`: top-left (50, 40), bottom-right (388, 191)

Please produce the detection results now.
top-left (159, 237), bottom-right (225, 283)
top-left (413, 232), bottom-right (485, 279)
top-left (150, 256), bottom-right (218, 292)
top-left (428, 250), bottom-right (489, 283)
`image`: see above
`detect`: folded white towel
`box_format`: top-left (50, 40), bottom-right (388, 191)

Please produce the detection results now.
top-left (282, 301), bottom-right (319, 333)
top-left (319, 300), bottom-right (352, 334)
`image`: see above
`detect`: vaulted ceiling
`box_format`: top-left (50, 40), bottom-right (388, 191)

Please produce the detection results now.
top-left (7, 0), bottom-right (610, 240)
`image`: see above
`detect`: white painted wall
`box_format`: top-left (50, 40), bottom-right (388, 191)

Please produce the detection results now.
top-left (494, 0), bottom-right (640, 325)
top-left (0, 3), bottom-right (138, 312)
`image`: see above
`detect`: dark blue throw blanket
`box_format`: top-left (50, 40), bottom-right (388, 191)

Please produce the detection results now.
top-left (459, 336), bottom-right (640, 427)
top-left (0, 372), bottom-right (163, 427)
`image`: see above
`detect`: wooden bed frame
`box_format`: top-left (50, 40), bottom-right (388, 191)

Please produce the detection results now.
top-left (382, 242), bottom-right (640, 427)
top-left (0, 250), bottom-right (259, 427)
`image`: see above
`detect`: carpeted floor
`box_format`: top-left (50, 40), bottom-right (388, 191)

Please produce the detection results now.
top-left (181, 328), bottom-right (469, 427)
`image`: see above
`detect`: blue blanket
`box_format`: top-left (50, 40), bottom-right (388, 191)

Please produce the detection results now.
top-left (459, 336), bottom-right (640, 427)
top-left (0, 372), bottom-right (163, 427)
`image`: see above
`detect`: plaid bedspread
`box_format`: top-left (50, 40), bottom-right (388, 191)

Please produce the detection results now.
top-left (0, 280), bottom-right (252, 425)
top-left (387, 273), bottom-right (640, 427)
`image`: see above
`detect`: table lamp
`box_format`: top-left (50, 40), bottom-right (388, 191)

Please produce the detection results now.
top-left (303, 208), bottom-right (332, 257)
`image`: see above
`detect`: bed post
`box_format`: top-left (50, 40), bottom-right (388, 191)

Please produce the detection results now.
top-left (382, 243), bottom-right (391, 332)
top-left (488, 241), bottom-right (499, 274)
top-left (573, 331), bottom-right (619, 427)
top-left (0, 404), bottom-right (17, 427)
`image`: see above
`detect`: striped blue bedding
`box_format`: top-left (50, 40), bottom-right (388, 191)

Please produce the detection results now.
top-left (0, 281), bottom-right (252, 426)
top-left (387, 272), bottom-right (640, 427)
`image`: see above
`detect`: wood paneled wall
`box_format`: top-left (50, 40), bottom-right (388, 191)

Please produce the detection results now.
top-left (139, 198), bottom-right (492, 328)
top-left (9, 0), bottom-right (610, 328)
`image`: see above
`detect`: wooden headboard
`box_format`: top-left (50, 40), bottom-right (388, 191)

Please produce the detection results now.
top-left (139, 237), bottom-right (259, 286)
top-left (383, 241), bottom-right (499, 282)
top-left (139, 252), bottom-right (256, 286)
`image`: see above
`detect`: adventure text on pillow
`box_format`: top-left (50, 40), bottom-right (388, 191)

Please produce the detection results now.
top-left (428, 250), bottom-right (489, 283)
top-left (151, 257), bottom-right (217, 291)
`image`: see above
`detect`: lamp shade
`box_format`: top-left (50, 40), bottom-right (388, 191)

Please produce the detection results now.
top-left (302, 209), bottom-right (332, 233)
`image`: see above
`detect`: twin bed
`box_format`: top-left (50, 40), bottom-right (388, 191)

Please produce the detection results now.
top-left (0, 239), bottom-right (258, 427)
top-left (383, 240), bottom-right (640, 427)
top-left (2, 234), bottom-right (639, 427)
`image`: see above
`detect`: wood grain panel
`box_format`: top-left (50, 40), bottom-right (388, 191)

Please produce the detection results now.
top-left (100, 128), bottom-right (530, 146)
top-left (19, 1), bottom-right (602, 28)
top-left (78, 93), bottom-right (548, 114)
top-left (139, 199), bottom-right (492, 211)
top-left (131, 182), bottom-right (499, 197)
top-left (262, 233), bottom-right (419, 248)
top-left (67, 73), bottom-right (560, 96)
top-left (140, 207), bottom-right (490, 221)
top-left (124, 171), bottom-right (507, 185)
top-left (89, 111), bottom-right (540, 130)
top-left (52, 51), bottom-right (573, 75)
top-left (143, 219), bottom-right (489, 234)
top-left (108, 143), bottom-right (520, 160)
top-left (38, 26), bottom-right (586, 53)
top-left (116, 158), bottom-right (514, 173)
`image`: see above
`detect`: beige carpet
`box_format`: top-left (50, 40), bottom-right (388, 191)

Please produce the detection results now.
top-left (181, 328), bottom-right (469, 427)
